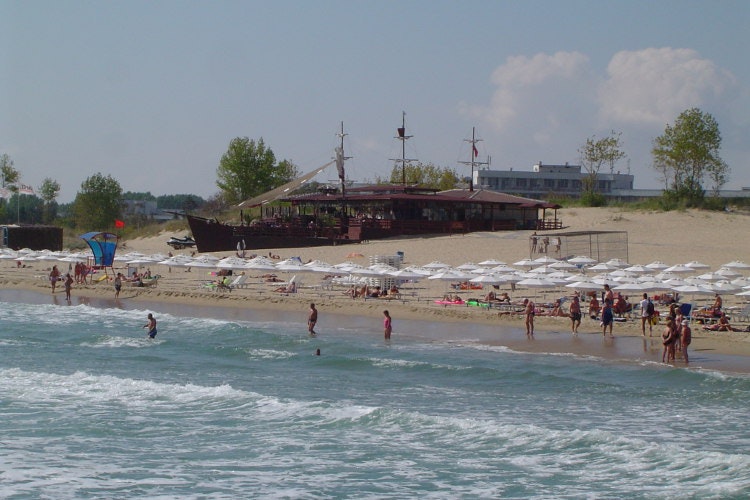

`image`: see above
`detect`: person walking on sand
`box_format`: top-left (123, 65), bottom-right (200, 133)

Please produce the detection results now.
top-left (601, 299), bottom-right (614, 337)
top-left (383, 310), bottom-right (392, 340)
top-left (114, 272), bottom-right (123, 299)
top-left (64, 273), bottom-right (74, 302)
top-left (308, 303), bottom-right (318, 336)
top-left (143, 313), bottom-right (157, 339)
top-left (523, 298), bottom-right (535, 337)
top-left (49, 265), bottom-right (61, 293)
top-left (640, 293), bottom-right (654, 336)
top-left (569, 295), bottom-right (581, 334)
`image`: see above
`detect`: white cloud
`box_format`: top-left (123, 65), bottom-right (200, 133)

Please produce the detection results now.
top-left (466, 48), bottom-right (748, 188)
top-left (598, 47), bottom-right (737, 125)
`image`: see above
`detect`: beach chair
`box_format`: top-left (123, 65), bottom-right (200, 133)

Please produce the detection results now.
top-left (679, 303), bottom-right (693, 324)
top-left (733, 304), bottom-right (750, 323)
top-left (227, 274), bottom-right (247, 290)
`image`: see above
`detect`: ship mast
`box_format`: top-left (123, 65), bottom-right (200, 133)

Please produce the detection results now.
top-left (458, 127), bottom-right (490, 192)
top-left (390, 111), bottom-right (417, 186)
top-left (334, 121), bottom-right (351, 199)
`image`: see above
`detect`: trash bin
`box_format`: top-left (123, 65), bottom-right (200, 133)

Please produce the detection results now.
top-left (396, 251), bottom-right (404, 262)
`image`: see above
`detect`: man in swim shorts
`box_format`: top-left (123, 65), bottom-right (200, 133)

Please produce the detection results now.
top-left (143, 313), bottom-right (157, 338)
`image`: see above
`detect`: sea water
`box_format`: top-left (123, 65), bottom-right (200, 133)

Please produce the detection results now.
top-left (1, 298), bottom-right (749, 499)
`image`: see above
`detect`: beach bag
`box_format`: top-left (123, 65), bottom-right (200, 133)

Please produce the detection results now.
top-left (646, 300), bottom-right (655, 316)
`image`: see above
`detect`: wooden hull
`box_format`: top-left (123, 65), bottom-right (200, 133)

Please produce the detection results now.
top-left (186, 215), bottom-right (358, 253)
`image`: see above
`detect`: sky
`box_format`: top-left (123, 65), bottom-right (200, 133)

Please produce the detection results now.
top-left (2, 0), bottom-right (749, 203)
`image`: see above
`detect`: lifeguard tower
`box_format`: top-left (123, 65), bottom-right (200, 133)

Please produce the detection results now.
top-left (79, 231), bottom-right (119, 278)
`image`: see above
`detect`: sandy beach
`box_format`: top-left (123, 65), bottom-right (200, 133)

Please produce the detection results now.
top-left (3, 206), bottom-right (750, 371)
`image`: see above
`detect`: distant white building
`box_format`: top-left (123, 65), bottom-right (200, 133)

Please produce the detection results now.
top-left (473, 162), bottom-right (634, 199)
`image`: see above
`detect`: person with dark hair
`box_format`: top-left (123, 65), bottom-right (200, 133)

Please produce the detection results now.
top-left (383, 310), bottom-right (392, 340)
top-left (143, 313), bottom-right (157, 339)
top-left (308, 303), bottom-right (318, 336)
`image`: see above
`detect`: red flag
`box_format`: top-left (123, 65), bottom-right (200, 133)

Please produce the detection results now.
top-left (473, 145), bottom-right (479, 157)
top-left (115, 219), bottom-right (125, 228)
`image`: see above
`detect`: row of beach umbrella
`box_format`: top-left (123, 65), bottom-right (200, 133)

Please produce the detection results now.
top-left (3, 247), bottom-right (750, 297)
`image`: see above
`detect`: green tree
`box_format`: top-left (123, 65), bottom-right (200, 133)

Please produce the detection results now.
top-left (216, 137), bottom-right (300, 205)
top-left (39, 177), bottom-right (61, 223)
top-left (384, 162), bottom-right (460, 190)
top-left (72, 173), bottom-right (123, 230)
top-left (578, 131), bottom-right (626, 206)
top-left (122, 191), bottom-right (157, 201)
top-left (1, 153), bottom-right (19, 187)
top-left (652, 108), bottom-right (729, 203)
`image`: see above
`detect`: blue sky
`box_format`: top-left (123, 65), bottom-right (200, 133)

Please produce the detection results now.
top-left (2, 0), bottom-right (748, 203)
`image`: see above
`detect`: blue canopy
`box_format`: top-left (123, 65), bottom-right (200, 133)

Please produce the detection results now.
top-left (79, 232), bottom-right (119, 267)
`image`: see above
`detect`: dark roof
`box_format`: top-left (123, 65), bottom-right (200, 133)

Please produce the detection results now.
top-left (286, 186), bottom-right (555, 207)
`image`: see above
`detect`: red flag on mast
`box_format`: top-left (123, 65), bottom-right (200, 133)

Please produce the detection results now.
top-left (473, 145), bottom-right (479, 157)
top-left (114, 219), bottom-right (125, 229)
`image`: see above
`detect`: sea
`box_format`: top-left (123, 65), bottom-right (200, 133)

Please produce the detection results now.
top-left (1, 292), bottom-right (749, 499)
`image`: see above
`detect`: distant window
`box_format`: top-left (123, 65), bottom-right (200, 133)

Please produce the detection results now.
top-left (558, 179), bottom-right (569, 188)
top-left (516, 178), bottom-right (527, 187)
top-left (544, 179), bottom-right (555, 188)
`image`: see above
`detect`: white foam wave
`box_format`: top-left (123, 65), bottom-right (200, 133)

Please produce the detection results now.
top-left (82, 335), bottom-right (165, 348)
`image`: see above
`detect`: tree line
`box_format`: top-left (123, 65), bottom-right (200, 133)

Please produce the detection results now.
top-left (0, 106), bottom-right (734, 231)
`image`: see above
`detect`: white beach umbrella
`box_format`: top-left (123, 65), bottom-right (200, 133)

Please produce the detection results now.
top-left (588, 263), bottom-right (618, 272)
top-left (645, 261), bottom-right (669, 270)
top-left (654, 272), bottom-right (680, 281)
top-left (427, 269), bottom-right (472, 281)
top-left (498, 272), bottom-right (525, 284)
top-left (549, 261), bottom-right (576, 270)
top-left (513, 258), bottom-right (536, 267)
top-left (639, 281), bottom-right (669, 292)
top-left (478, 259), bottom-right (506, 266)
top-left (469, 273), bottom-right (506, 285)
top-left (684, 260), bottom-right (711, 270)
top-left (516, 277), bottom-right (558, 288)
top-left (613, 282), bottom-right (647, 292)
top-left (673, 284), bottom-right (715, 295)
top-left (126, 257), bottom-right (159, 266)
top-left (730, 277), bottom-right (750, 287)
top-left (664, 264), bottom-right (693, 274)
top-left (565, 281), bottom-right (601, 291)
top-left (605, 258), bottom-right (630, 268)
top-left (387, 269), bottom-right (424, 280)
top-left (350, 266), bottom-right (387, 277)
top-left (664, 278), bottom-right (690, 287)
top-left (609, 269), bottom-right (637, 278)
top-left (529, 265), bottom-right (555, 274)
top-left (716, 267), bottom-right (742, 278)
top-left (624, 265), bottom-right (650, 274)
top-left (490, 264), bottom-right (519, 273)
top-left (722, 260), bottom-right (750, 269)
top-left (242, 260), bottom-right (276, 271)
top-left (533, 256), bottom-right (559, 265)
top-left (456, 262), bottom-right (481, 271)
top-left (711, 281), bottom-right (740, 293)
top-left (216, 257), bottom-right (249, 270)
top-left (696, 272), bottom-right (725, 281)
top-left (591, 277), bottom-right (618, 287)
top-left (735, 289), bottom-right (750, 297)
top-left (423, 261), bottom-right (451, 270)
top-left (567, 256), bottom-right (597, 265)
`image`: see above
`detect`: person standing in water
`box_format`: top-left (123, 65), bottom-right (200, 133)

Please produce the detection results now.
top-left (143, 313), bottom-right (157, 339)
top-left (383, 310), bottom-right (392, 340)
top-left (308, 303), bottom-right (318, 336)
top-left (114, 273), bottom-right (123, 299)
top-left (64, 273), bottom-right (74, 302)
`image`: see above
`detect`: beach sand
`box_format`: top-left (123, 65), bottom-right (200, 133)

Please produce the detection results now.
top-left (3, 206), bottom-right (750, 372)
